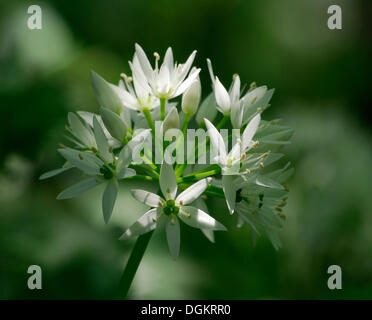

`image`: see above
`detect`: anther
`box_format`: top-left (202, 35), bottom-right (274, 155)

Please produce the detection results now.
top-left (259, 162), bottom-right (264, 169)
top-left (237, 138), bottom-right (242, 145)
top-left (261, 153), bottom-right (268, 158)
top-left (152, 218), bottom-right (157, 222)
top-left (250, 82), bottom-right (257, 90)
top-left (245, 169), bottom-right (251, 174)
top-left (201, 195), bottom-right (208, 200)
top-left (179, 200), bottom-right (184, 206)
top-left (241, 153), bottom-right (246, 160)
top-left (79, 154), bottom-right (84, 160)
top-left (252, 141), bottom-right (259, 148)
top-left (158, 201), bottom-right (163, 207)
top-left (58, 143), bottom-right (65, 149)
top-left (233, 73), bottom-right (238, 80)
top-left (153, 52), bottom-right (160, 60)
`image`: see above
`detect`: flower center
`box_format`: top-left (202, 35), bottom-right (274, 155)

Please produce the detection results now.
top-left (100, 163), bottom-right (115, 180)
top-left (163, 199), bottom-right (179, 216)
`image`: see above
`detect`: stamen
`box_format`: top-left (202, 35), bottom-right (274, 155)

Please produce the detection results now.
top-left (179, 200), bottom-right (184, 206)
top-left (241, 153), bottom-right (246, 160)
top-left (233, 73), bottom-right (238, 80)
top-left (245, 169), bottom-right (251, 174)
top-left (252, 141), bottom-right (259, 148)
top-left (79, 154), bottom-right (84, 160)
top-left (152, 218), bottom-right (157, 222)
top-left (237, 138), bottom-right (242, 145)
top-left (201, 195), bottom-right (208, 200)
top-left (153, 52), bottom-right (160, 61)
top-left (261, 153), bottom-right (268, 158)
top-left (259, 162), bottom-right (264, 169)
top-left (58, 143), bottom-right (65, 149)
top-left (250, 82), bottom-right (256, 91)
top-left (158, 201), bottom-right (163, 207)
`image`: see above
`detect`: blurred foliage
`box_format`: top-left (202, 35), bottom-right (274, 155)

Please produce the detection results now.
top-left (0, 0), bottom-right (371, 299)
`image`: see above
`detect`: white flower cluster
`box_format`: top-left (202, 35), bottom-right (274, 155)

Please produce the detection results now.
top-left (41, 44), bottom-right (293, 258)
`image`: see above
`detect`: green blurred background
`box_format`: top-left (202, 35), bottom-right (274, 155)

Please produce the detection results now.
top-left (0, 0), bottom-right (371, 299)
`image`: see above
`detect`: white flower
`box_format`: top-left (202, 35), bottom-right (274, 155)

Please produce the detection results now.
top-left (120, 163), bottom-right (226, 259)
top-left (54, 120), bottom-right (150, 223)
top-left (204, 114), bottom-right (261, 214)
top-left (132, 44), bottom-right (201, 100)
top-left (119, 62), bottom-right (160, 111)
top-left (207, 59), bottom-right (269, 128)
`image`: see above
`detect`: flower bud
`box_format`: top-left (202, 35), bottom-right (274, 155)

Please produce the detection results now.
top-left (181, 77), bottom-right (201, 116)
top-left (100, 107), bottom-right (128, 143)
top-left (162, 106), bottom-right (180, 133)
top-left (91, 70), bottom-right (124, 114)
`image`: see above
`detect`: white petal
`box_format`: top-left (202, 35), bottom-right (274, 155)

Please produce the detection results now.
top-left (176, 178), bottom-right (211, 205)
top-left (229, 75), bottom-right (241, 104)
top-left (119, 208), bottom-right (159, 240)
top-left (242, 113), bottom-right (261, 150)
top-left (222, 175), bottom-right (236, 214)
top-left (206, 58), bottom-right (215, 84)
top-left (201, 229), bottom-right (215, 243)
top-left (173, 68), bottom-right (201, 97)
top-left (179, 206), bottom-right (227, 231)
top-left (102, 179), bottom-right (118, 223)
top-left (117, 167), bottom-right (136, 180)
top-left (134, 43), bottom-right (153, 80)
top-left (204, 118), bottom-right (227, 160)
top-left (58, 148), bottom-right (101, 175)
top-left (160, 163), bottom-right (177, 200)
top-left (177, 50), bottom-right (197, 83)
top-left (166, 216), bottom-right (180, 260)
top-left (163, 47), bottom-right (174, 72)
top-left (93, 116), bottom-right (113, 163)
top-left (157, 64), bottom-right (170, 95)
top-left (214, 77), bottom-right (230, 114)
top-left (68, 112), bottom-right (95, 148)
top-left (131, 189), bottom-right (163, 207)
top-left (57, 177), bottom-right (102, 200)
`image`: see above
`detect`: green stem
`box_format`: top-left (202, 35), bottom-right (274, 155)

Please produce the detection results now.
top-left (160, 98), bottom-right (166, 121)
top-left (116, 231), bottom-right (154, 299)
top-left (178, 168), bottom-right (221, 183)
top-left (143, 108), bottom-right (155, 133)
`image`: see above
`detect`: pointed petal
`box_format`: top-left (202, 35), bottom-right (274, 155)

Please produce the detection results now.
top-left (57, 177), bottom-right (102, 200)
top-left (176, 178), bottom-right (211, 205)
top-left (58, 148), bottom-right (101, 175)
top-left (131, 189), bottom-right (163, 207)
top-left (119, 208), bottom-right (159, 240)
top-left (93, 116), bottom-right (113, 163)
top-left (157, 64), bottom-right (170, 95)
top-left (173, 68), bottom-right (201, 97)
top-left (204, 118), bottom-right (227, 160)
top-left (134, 43), bottom-right (153, 79)
top-left (206, 58), bottom-right (215, 84)
top-left (68, 112), bottom-right (95, 148)
top-left (201, 229), bottom-right (215, 243)
top-left (214, 77), bottom-right (230, 114)
top-left (242, 113), bottom-right (261, 150)
top-left (102, 179), bottom-right (118, 223)
top-left (117, 167), bottom-right (136, 180)
top-left (163, 47), bottom-right (174, 71)
top-left (166, 216), bottom-right (180, 260)
top-left (179, 206), bottom-right (227, 230)
top-left (222, 175), bottom-right (236, 214)
top-left (160, 163), bottom-right (177, 200)
top-left (39, 164), bottom-right (72, 180)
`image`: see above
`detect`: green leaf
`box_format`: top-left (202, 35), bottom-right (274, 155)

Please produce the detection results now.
top-left (57, 177), bottom-right (102, 200)
top-left (102, 179), bottom-right (118, 223)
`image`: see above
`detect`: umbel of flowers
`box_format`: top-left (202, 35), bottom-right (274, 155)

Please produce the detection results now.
top-left (41, 44), bottom-right (293, 260)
